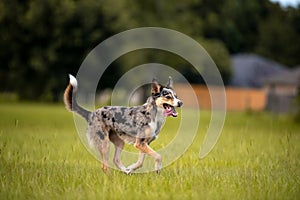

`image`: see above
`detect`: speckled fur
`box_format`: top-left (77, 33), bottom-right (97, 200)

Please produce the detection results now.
top-left (64, 75), bottom-right (182, 174)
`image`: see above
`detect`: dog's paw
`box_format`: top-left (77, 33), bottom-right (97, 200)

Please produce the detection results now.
top-left (155, 168), bottom-right (162, 174)
top-left (121, 167), bottom-right (134, 175)
top-left (155, 162), bottom-right (162, 174)
top-left (123, 168), bottom-right (134, 175)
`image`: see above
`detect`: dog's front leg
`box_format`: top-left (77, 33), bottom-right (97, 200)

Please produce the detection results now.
top-left (134, 139), bottom-right (162, 173)
top-left (126, 151), bottom-right (146, 174)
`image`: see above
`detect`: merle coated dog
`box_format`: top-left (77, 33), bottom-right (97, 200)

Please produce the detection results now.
top-left (64, 75), bottom-right (182, 174)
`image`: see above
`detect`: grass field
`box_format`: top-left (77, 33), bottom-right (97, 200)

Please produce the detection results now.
top-left (0, 103), bottom-right (299, 199)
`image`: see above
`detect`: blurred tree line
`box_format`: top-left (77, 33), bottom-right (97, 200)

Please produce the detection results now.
top-left (0, 0), bottom-right (299, 101)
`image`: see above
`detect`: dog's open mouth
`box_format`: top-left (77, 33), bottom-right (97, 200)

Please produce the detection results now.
top-left (163, 103), bottom-right (178, 117)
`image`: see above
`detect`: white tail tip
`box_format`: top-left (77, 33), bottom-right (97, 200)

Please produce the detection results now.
top-left (69, 74), bottom-right (78, 88)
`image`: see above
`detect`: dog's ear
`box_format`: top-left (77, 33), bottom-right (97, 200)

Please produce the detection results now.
top-left (166, 76), bottom-right (173, 89)
top-left (151, 78), bottom-right (161, 96)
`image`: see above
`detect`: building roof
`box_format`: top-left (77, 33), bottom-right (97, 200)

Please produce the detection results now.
top-left (264, 66), bottom-right (300, 86)
top-left (229, 53), bottom-right (288, 88)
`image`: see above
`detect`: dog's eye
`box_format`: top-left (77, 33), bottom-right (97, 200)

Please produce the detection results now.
top-left (166, 96), bottom-right (171, 99)
top-left (162, 91), bottom-right (168, 96)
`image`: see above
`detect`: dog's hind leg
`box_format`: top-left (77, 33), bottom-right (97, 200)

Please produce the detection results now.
top-left (92, 129), bottom-right (110, 173)
top-left (86, 120), bottom-right (110, 173)
top-left (109, 133), bottom-right (127, 173)
top-left (99, 134), bottom-right (110, 172)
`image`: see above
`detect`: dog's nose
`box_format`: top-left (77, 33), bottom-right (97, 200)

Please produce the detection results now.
top-left (178, 101), bottom-right (183, 107)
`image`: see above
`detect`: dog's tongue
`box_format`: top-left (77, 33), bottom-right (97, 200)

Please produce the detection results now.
top-left (164, 105), bottom-right (178, 117)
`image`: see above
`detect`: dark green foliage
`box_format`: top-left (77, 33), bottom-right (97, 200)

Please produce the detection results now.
top-left (0, 0), bottom-right (299, 101)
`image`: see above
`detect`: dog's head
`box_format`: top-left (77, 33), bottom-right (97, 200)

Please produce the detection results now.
top-left (151, 77), bottom-right (183, 117)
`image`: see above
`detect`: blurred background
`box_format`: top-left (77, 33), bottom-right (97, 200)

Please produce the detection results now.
top-left (0, 0), bottom-right (299, 116)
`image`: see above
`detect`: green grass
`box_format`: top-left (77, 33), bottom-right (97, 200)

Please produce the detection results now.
top-left (0, 103), bottom-right (299, 199)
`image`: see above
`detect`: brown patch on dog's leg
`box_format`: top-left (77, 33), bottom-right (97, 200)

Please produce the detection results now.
top-left (102, 163), bottom-right (108, 172)
top-left (134, 140), bottom-right (162, 173)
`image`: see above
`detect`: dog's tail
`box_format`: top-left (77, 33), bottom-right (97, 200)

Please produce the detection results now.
top-left (63, 74), bottom-right (91, 121)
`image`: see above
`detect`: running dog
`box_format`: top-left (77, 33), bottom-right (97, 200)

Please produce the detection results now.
top-left (64, 75), bottom-right (182, 174)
